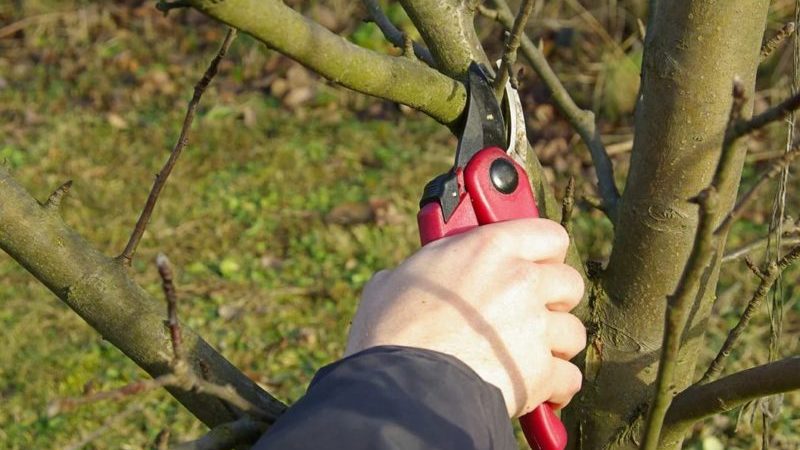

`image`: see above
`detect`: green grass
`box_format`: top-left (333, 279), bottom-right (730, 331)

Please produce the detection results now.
top-left (0, 1), bottom-right (797, 449)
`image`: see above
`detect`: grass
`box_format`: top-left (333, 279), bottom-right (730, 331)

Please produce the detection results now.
top-left (0, 1), bottom-right (798, 449)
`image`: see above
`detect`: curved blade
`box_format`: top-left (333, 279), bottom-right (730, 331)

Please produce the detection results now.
top-left (455, 62), bottom-right (507, 169)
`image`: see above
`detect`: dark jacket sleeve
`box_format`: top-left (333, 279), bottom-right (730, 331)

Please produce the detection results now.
top-left (252, 345), bottom-right (517, 450)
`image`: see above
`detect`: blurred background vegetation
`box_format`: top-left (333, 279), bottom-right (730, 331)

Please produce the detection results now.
top-left (0, 0), bottom-right (797, 448)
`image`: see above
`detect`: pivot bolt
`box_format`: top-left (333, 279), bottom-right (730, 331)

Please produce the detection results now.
top-left (490, 158), bottom-right (518, 194)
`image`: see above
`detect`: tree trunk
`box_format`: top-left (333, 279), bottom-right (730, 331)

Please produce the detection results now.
top-left (565, 1), bottom-right (771, 448)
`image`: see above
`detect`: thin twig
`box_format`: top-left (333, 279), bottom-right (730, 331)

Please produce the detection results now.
top-left (361, 0), bottom-right (435, 65)
top-left (154, 429), bottom-right (171, 450)
top-left (157, 254), bottom-right (182, 359)
top-left (561, 176), bottom-right (576, 234)
top-left (62, 403), bottom-right (143, 450)
top-left (48, 245), bottom-right (273, 424)
top-left (172, 417), bottom-right (269, 450)
top-left (47, 374), bottom-right (180, 416)
top-left (493, 0), bottom-right (535, 100)
top-left (483, 0), bottom-right (620, 219)
top-left (698, 246), bottom-right (800, 385)
top-left (156, 1), bottom-right (193, 14)
top-left (43, 180), bottom-right (73, 211)
top-left (722, 218), bottom-right (800, 263)
top-left (744, 256), bottom-right (765, 278)
top-left (48, 369), bottom-right (271, 421)
top-left (0, 8), bottom-right (93, 39)
top-left (153, 252), bottom-right (271, 421)
top-left (761, 22), bottom-right (796, 62)
top-left (476, 4), bottom-right (499, 20)
top-left (716, 143), bottom-right (800, 236)
top-left (119, 28), bottom-right (237, 265)
top-left (728, 90), bottom-right (800, 143)
top-left (712, 78), bottom-right (748, 197)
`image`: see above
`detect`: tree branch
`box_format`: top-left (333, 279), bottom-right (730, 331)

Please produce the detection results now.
top-left (157, 253), bottom-right (183, 359)
top-left (761, 22), bottom-right (796, 62)
top-left (173, 417), bottom-right (269, 450)
top-left (185, 0), bottom-right (465, 125)
top-left (186, 0), bottom-right (591, 320)
top-left (43, 180), bottom-right (73, 211)
top-left (716, 143), bottom-right (800, 236)
top-left (119, 28), bottom-right (237, 265)
top-left (560, 176), bottom-right (576, 234)
top-left (723, 236), bottom-right (800, 263)
top-left (660, 357), bottom-right (800, 447)
top-left (483, 0), bottom-right (620, 219)
top-left (362, 0), bottom-right (434, 65)
top-left (493, 0), bottom-right (535, 99)
top-left (0, 168), bottom-right (286, 427)
top-left (728, 90), bottom-right (800, 143)
top-left (640, 82), bottom-right (750, 450)
top-left (397, 0), bottom-right (489, 78)
top-left (640, 186), bottom-right (721, 450)
top-left (699, 245), bottom-right (800, 384)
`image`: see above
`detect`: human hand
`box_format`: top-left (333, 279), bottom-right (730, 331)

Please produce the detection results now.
top-left (345, 219), bottom-right (586, 418)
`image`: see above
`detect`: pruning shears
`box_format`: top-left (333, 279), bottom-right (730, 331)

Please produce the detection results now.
top-left (417, 62), bottom-right (568, 450)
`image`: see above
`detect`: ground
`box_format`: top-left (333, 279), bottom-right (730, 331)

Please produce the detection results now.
top-left (0, 1), bottom-right (797, 449)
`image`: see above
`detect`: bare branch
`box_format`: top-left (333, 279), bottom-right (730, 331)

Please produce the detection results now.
top-left (397, 0), bottom-right (489, 78)
top-left (484, 0), bottom-right (620, 219)
top-left (561, 176), bottom-right (576, 234)
top-left (361, 0), bottom-right (434, 65)
top-left (48, 368), bottom-right (272, 422)
top-left (157, 0), bottom-right (193, 14)
top-left (712, 78), bottom-right (748, 197)
top-left (744, 256), bottom-right (765, 278)
top-left (120, 29), bottom-right (237, 266)
top-left (43, 180), bottom-right (73, 211)
top-left (716, 143), bottom-right (800, 236)
top-left (493, 0), bottom-right (535, 99)
top-left (728, 91), bottom-right (800, 142)
top-left (724, 236), bottom-right (800, 262)
top-left (661, 357), bottom-right (800, 447)
top-left (48, 374), bottom-right (180, 416)
top-left (187, 0), bottom-right (466, 124)
top-left (761, 22), bottom-right (796, 62)
top-left (173, 417), bottom-right (268, 450)
top-left (0, 168), bottom-right (287, 427)
top-left (154, 429), bottom-right (171, 450)
top-left (153, 253), bottom-right (272, 421)
top-left (157, 253), bottom-right (183, 359)
top-left (723, 217), bottom-right (800, 262)
top-left (699, 245), bottom-right (800, 384)
top-left (63, 403), bottom-right (143, 450)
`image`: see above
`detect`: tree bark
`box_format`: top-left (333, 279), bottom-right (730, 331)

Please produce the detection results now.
top-left (187, 0), bottom-right (467, 125)
top-left (0, 168), bottom-right (287, 428)
top-left (566, 2), bottom-right (771, 448)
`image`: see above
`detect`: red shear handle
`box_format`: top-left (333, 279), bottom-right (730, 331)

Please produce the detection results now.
top-left (417, 147), bottom-right (567, 450)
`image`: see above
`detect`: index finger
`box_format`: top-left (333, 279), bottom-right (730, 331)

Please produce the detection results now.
top-left (471, 218), bottom-right (570, 263)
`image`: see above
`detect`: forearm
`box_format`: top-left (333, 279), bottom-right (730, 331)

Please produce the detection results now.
top-left (252, 346), bottom-right (517, 450)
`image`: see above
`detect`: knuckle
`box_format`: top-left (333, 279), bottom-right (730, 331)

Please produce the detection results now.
top-left (566, 363), bottom-right (584, 393)
top-left (570, 315), bottom-right (588, 351)
top-left (473, 225), bottom-right (512, 256)
top-left (570, 271), bottom-right (586, 303)
top-left (540, 219), bottom-right (570, 250)
top-left (559, 264), bottom-right (585, 306)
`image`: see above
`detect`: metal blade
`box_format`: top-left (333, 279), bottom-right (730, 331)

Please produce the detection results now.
top-left (454, 62), bottom-right (507, 169)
